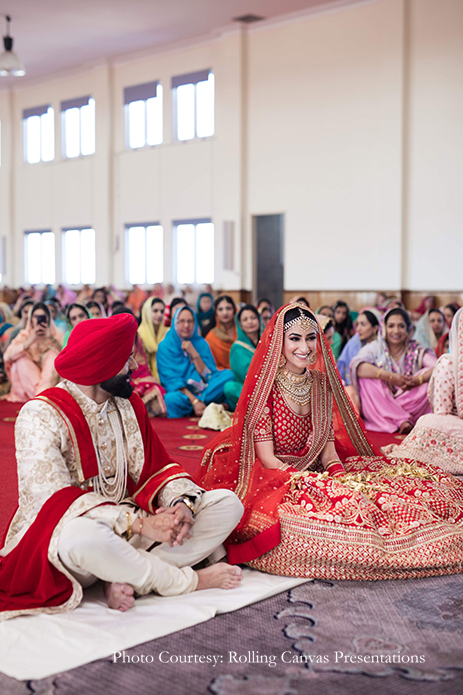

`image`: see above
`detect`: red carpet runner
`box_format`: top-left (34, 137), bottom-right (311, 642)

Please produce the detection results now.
top-left (0, 401), bottom-right (401, 538)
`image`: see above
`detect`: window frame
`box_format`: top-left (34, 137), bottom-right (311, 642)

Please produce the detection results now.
top-left (24, 230), bottom-right (56, 285)
top-left (125, 222), bottom-right (164, 286)
top-left (61, 96), bottom-right (95, 159)
top-left (22, 105), bottom-right (55, 164)
top-left (173, 217), bottom-right (214, 285)
top-left (172, 70), bottom-right (214, 142)
top-left (62, 226), bottom-right (96, 286)
top-left (124, 81), bottom-right (163, 150)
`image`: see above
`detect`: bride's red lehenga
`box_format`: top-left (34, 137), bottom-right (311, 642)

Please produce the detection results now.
top-left (198, 304), bottom-right (463, 580)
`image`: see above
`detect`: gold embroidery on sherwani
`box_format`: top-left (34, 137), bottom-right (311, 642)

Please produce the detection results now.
top-left (34, 395), bottom-right (86, 483)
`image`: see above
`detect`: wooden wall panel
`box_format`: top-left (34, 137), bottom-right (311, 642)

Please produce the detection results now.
top-left (282, 291), bottom-right (399, 312)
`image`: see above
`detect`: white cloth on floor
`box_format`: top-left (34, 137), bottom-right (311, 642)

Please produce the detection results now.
top-left (0, 569), bottom-right (307, 680)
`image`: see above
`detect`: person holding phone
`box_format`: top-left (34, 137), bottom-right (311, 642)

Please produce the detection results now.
top-left (3, 302), bottom-right (63, 402)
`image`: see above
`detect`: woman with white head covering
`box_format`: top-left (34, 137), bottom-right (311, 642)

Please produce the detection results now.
top-left (384, 308), bottom-right (463, 474)
top-left (414, 308), bottom-right (446, 351)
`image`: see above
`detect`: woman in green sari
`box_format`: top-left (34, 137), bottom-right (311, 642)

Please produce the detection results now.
top-left (224, 304), bottom-right (262, 410)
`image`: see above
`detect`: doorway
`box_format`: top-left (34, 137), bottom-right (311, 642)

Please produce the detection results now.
top-left (253, 214), bottom-right (284, 310)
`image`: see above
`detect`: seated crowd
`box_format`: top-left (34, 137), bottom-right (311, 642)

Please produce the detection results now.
top-left (0, 285), bottom-right (461, 435)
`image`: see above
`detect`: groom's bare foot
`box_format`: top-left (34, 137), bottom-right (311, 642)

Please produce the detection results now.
top-left (104, 582), bottom-right (135, 612)
top-left (195, 564), bottom-right (242, 591)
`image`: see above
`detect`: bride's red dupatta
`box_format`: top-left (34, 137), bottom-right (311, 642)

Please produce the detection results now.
top-left (198, 303), bottom-right (381, 563)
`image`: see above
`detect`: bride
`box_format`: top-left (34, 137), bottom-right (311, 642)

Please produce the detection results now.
top-left (199, 304), bottom-right (463, 580)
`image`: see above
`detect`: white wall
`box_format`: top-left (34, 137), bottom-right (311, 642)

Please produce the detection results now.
top-left (247, 0), bottom-right (404, 291)
top-left (404, 0), bottom-right (463, 290)
top-left (0, 0), bottom-right (462, 293)
top-left (0, 91), bottom-right (13, 284)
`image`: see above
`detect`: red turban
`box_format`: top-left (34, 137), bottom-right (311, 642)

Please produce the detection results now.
top-left (55, 314), bottom-right (138, 385)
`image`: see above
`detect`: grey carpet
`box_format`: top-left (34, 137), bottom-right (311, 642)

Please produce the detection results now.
top-left (1, 574), bottom-right (462, 695)
top-left (279, 575), bottom-right (463, 680)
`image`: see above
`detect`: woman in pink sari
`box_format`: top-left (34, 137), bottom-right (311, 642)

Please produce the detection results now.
top-left (385, 308), bottom-right (463, 474)
top-left (3, 302), bottom-right (63, 402)
top-left (350, 308), bottom-right (437, 433)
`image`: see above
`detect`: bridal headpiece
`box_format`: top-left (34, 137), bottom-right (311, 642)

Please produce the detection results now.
top-left (284, 307), bottom-right (318, 333)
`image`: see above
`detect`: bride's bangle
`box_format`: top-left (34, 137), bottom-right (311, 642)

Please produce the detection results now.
top-left (418, 374), bottom-right (423, 386)
top-left (325, 460), bottom-right (345, 477)
top-left (376, 368), bottom-right (383, 379)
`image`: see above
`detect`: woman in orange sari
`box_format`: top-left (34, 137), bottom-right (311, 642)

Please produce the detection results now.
top-left (205, 296), bottom-right (237, 370)
top-left (199, 304), bottom-right (463, 580)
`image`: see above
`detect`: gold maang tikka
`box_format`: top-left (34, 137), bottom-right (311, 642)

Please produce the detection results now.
top-left (284, 308), bottom-right (318, 334)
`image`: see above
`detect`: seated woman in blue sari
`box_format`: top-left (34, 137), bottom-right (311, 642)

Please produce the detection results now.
top-left (224, 304), bottom-right (262, 411)
top-left (157, 306), bottom-right (234, 418)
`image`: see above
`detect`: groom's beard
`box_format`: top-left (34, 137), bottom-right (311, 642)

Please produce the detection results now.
top-left (100, 370), bottom-right (133, 399)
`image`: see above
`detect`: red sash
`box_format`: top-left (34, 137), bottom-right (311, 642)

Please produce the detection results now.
top-left (0, 487), bottom-right (87, 613)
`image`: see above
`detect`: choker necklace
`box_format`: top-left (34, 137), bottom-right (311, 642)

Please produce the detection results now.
top-left (275, 367), bottom-right (313, 406)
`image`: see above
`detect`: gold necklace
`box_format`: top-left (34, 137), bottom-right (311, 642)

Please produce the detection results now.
top-left (275, 368), bottom-right (313, 406)
top-left (390, 346), bottom-right (405, 361)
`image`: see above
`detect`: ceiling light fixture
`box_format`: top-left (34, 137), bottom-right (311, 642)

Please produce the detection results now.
top-left (233, 15), bottom-right (265, 24)
top-left (0, 15), bottom-right (26, 77)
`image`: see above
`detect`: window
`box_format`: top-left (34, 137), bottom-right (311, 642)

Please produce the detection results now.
top-left (174, 219), bottom-right (214, 284)
top-left (23, 106), bottom-right (54, 163)
top-left (126, 224), bottom-right (163, 284)
top-left (24, 231), bottom-right (55, 285)
top-left (124, 81), bottom-right (163, 149)
top-left (61, 96), bottom-right (95, 158)
top-left (172, 70), bottom-right (214, 141)
top-left (62, 227), bottom-right (95, 285)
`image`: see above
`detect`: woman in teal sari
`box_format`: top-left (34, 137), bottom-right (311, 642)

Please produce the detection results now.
top-left (224, 305), bottom-right (262, 411)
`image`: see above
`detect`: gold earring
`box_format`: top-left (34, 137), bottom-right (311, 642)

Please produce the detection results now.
top-left (278, 354), bottom-right (287, 368)
top-left (309, 352), bottom-right (317, 365)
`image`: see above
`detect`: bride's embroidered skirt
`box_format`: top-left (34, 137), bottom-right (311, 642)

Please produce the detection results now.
top-left (234, 457), bottom-right (463, 580)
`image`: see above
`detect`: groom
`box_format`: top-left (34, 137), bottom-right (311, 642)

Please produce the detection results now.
top-left (0, 313), bottom-right (243, 619)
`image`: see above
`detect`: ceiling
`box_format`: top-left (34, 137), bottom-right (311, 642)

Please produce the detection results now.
top-left (0, 0), bottom-right (361, 86)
